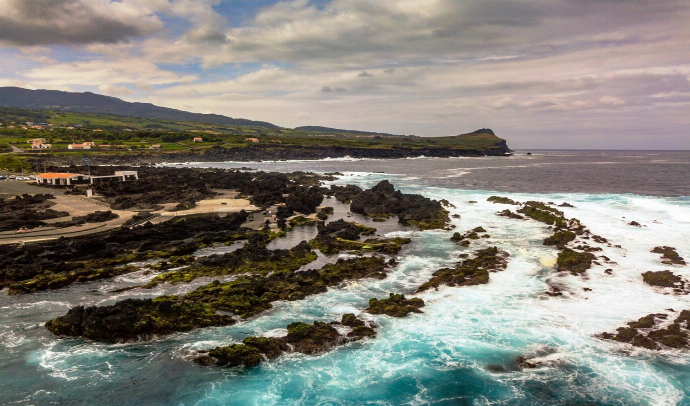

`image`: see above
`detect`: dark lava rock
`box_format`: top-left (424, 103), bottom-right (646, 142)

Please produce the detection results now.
top-left (497, 209), bottom-right (524, 220)
top-left (642, 270), bottom-right (686, 291)
top-left (47, 256), bottom-right (391, 342)
top-left (350, 180), bottom-right (449, 230)
top-left (543, 230), bottom-right (576, 248)
top-left (487, 196), bottom-right (518, 205)
top-left (628, 221), bottom-right (643, 227)
top-left (194, 315), bottom-right (376, 368)
top-left (417, 247), bottom-right (509, 292)
top-left (651, 246), bottom-right (686, 265)
top-left (558, 202), bottom-right (575, 208)
top-left (450, 226), bottom-right (488, 245)
top-left (556, 248), bottom-right (596, 275)
top-left (316, 206), bottom-right (334, 221)
top-left (328, 185), bottom-right (363, 204)
top-left (2, 212), bottom-right (249, 294)
top-left (600, 311), bottom-right (690, 350)
top-left (286, 186), bottom-right (324, 214)
top-left (367, 293), bottom-right (425, 317)
top-left (45, 298), bottom-right (234, 343)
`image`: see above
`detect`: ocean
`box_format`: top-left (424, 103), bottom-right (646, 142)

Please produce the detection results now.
top-left (1, 150), bottom-right (689, 405)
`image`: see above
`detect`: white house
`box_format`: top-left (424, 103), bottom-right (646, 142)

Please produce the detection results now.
top-left (31, 142), bottom-right (52, 149)
top-left (68, 143), bottom-right (92, 150)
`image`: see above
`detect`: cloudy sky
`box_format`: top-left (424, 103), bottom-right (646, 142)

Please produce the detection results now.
top-left (0, 0), bottom-right (688, 149)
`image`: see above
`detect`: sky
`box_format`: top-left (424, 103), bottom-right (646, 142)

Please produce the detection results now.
top-left (0, 0), bottom-right (689, 149)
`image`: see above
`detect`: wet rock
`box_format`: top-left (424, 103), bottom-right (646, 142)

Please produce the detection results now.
top-left (558, 202), bottom-right (575, 208)
top-left (601, 311), bottom-right (690, 350)
top-left (450, 226), bottom-right (488, 245)
top-left (367, 293), bottom-right (425, 317)
top-left (328, 185), bottom-right (363, 204)
top-left (417, 247), bottom-right (509, 292)
top-left (642, 270), bottom-right (686, 292)
top-left (651, 246), bottom-right (686, 265)
top-left (628, 221), bottom-right (643, 227)
top-left (556, 248), bottom-right (596, 275)
top-left (497, 209), bottom-right (524, 220)
top-left (487, 196), bottom-right (518, 205)
top-left (350, 180), bottom-right (449, 230)
top-left (194, 315), bottom-right (376, 368)
top-left (316, 206), bottom-right (334, 221)
top-left (45, 298), bottom-right (234, 343)
top-left (47, 256), bottom-right (391, 342)
top-left (543, 230), bottom-right (576, 248)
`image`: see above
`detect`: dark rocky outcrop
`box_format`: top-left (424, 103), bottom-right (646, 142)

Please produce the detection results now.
top-left (46, 256), bottom-right (391, 341)
top-left (328, 185), bottom-right (363, 204)
top-left (600, 311), bottom-right (690, 350)
top-left (416, 247), bottom-right (509, 292)
top-left (556, 248), bottom-right (596, 275)
top-left (543, 230), bottom-right (576, 248)
top-left (487, 196), bottom-right (518, 205)
top-left (194, 314), bottom-right (376, 368)
top-left (0, 193), bottom-right (66, 231)
top-left (651, 246), bottom-right (686, 265)
top-left (45, 298), bottom-right (233, 343)
top-left (1, 212), bottom-right (249, 294)
top-left (367, 293), bottom-right (424, 317)
top-left (350, 180), bottom-right (449, 230)
top-left (642, 270), bottom-right (687, 294)
top-left (450, 226), bottom-right (488, 246)
top-left (497, 209), bottom-right (524, 219)
top-left (145, 240), bottom-right (317, 286)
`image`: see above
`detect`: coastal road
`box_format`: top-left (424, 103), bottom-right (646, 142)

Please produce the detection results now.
top-left (0, 180), bottom-right (65, 196)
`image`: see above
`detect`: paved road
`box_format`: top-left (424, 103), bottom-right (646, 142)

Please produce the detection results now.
top-left (0, 180), bottom-right (64, 196)
top-left (9, 145), bottom-right (24, 153)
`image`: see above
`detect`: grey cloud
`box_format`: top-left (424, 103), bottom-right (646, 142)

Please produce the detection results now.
top-left (0, 0), bottom-right (162, 46)
top-left (358, 71), bottom-right (373, 77)
top-left (321, 86), bottom-right (346, 92)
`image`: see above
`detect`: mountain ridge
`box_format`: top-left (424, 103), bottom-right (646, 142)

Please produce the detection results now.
top-left (0, 87), bottom-right (278, 129)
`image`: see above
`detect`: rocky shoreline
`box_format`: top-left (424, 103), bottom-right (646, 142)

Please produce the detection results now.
top-left (41, 143), bottom-right (512, 166)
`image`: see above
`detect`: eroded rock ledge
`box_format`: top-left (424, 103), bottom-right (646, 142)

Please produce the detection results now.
top-left (350, 180), bottom-right (450, 230)
top-left (416, 247), bottom-right (509, 292)
top-left (194, 314), bottom-right (376, 368)
top-left (46, 256), bottom-right (392, 342)
top-left (601, 311), bottom-right (690, 350)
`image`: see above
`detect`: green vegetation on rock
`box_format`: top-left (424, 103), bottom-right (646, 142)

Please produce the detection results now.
top-left (367, 293), bottom-right (424, 317)
top-left (417, 247), bottom-right (508, 292)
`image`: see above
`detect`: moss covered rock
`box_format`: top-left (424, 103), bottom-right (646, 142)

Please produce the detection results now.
top-left (417, 247), bottom-right (509, 292)
top-left (367, 293), bottom-right (424, 317)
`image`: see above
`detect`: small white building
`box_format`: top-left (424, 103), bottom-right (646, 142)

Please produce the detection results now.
top-left (37, 173), bottom-right (90, 186)
top-left (68, 143), bottom-right (92, 150)
top-left (31, 142), bottom-right (52, 149)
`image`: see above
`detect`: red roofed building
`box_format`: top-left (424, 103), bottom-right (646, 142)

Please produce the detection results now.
top-left (37, 173), bottom-right (90, 186)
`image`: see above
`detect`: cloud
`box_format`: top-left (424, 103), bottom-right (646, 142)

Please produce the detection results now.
top-left (99, 84), bottom-right (133, 96)
top-left (22, 59), bottom-right (197, 87)
top-left (0, 0), bottom-right (165, 46)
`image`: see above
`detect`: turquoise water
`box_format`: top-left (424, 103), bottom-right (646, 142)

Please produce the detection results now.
top-left (2, 154), bottom-right (690, 405)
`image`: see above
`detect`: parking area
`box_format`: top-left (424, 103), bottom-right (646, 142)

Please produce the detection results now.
top-left (0, 179), bottom-right (64, 197)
